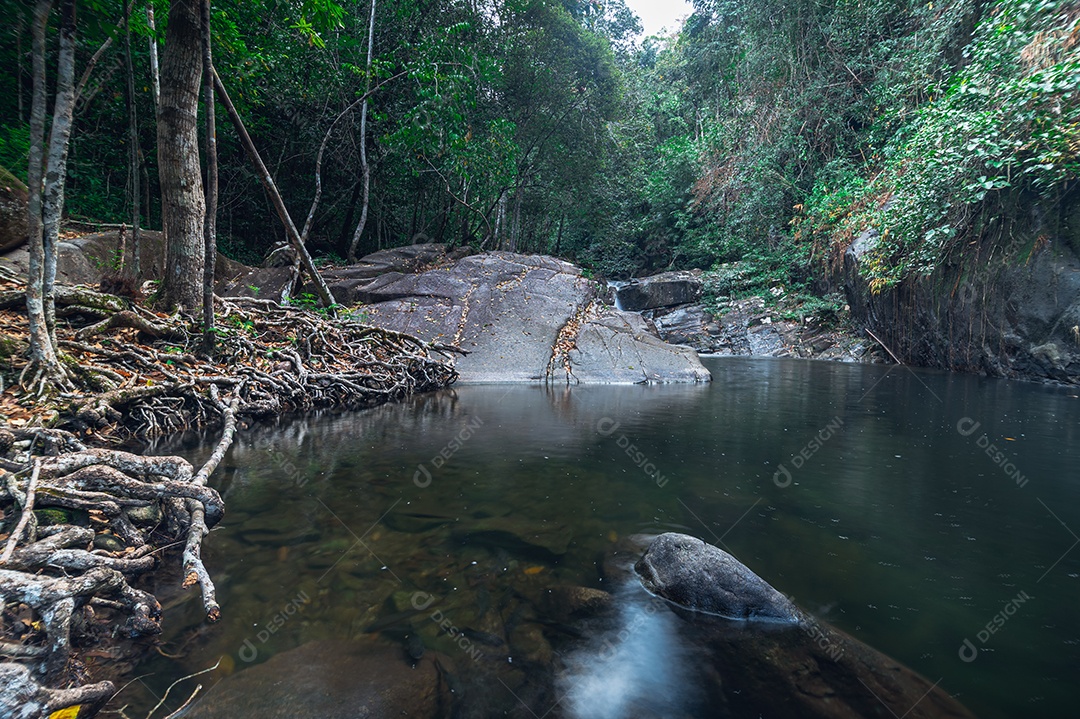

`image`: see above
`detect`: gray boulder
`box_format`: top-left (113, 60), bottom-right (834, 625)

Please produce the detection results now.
top-left (0, 168), bottom-right (28, 253)
top-left (634, 532), bottom-right (801, 623)
top-left (1, 230), bottom-right (248, 288)
top-left (356, 252), bottom-right (710, 384)
top-left (615, 270), bottom-right (702, 311)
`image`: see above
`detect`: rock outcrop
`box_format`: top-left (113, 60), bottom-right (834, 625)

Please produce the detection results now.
top-left (0, 235), bottom-right (711, 384)
top-left (0, 230), bottom-right (247, 286)
top-left (615, 270), bottom-right (702, 311)
top-left (0, 167), bottom-right (28, 254)
top-left (644, 296), bottom-right (874, 361)
top-left (349, 252), bottom-right (710, 383)
top-left (841, 193), bottom-right (1080, 383)
top-left (635, 532), bottom-right (801, 622)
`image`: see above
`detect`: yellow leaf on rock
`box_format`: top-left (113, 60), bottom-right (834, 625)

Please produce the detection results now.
top-left (48, 707), bottom-right (81, 719)
top-left (523, 566), bottom-right (544, 575)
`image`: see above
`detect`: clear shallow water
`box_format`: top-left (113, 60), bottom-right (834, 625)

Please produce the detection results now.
top-left (129, 358), bottom-right (1080, 718)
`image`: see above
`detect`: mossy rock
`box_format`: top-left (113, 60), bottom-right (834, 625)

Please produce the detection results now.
top-left (32, 503), bottom-right (90, 527)
top-left (34, 508), bottom-right (74, 526)
top-left (93, 533), bottom-right (125, 552)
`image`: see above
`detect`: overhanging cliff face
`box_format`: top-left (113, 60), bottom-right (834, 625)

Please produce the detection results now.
top-left (842, 190), bottom-right (1080, 383)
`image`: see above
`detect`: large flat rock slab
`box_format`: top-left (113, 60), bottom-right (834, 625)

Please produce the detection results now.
top-left (356, 252), bottom-right (711, 384)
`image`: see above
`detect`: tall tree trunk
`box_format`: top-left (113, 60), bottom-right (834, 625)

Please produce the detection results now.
top-left (509, 189), bottom-right (522, 253)
top-left (42, 0), bottom-right (77, 350)
top-left (200, 0), bottom-right (217, 351)
top-left (124, 0), bottom-right (141, 278)
top-left (24, 0), bottom-right (64, 391)
top-left (347, 0), bottom-right (377, 263)
top-left (157, 0), bottom-right (205, 312)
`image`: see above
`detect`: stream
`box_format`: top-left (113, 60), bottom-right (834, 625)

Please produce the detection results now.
top-left (126, 357), bottom-right (1080, 718)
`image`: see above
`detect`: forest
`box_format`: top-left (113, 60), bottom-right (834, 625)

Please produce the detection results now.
top-left (1, 0), bottom-right (1072, 286)
top-left (0, 0), bottom-right (1077, 716)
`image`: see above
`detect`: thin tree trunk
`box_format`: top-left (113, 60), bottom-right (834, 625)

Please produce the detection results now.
top-left (337, 178), bottom-right (362, 253)
top-left (147, 3), bottom-right (161, 111)
top-left (157, 0), bottom-right (205, 312)
top-left (124, 1), bottom-right (141, 278)
top-left (347, 0), bottom-right (377, 263)
top-left (509, 189), bottom-right (522, 253)
top-left (200, 0), bottom-right (217, 351)
top-left (16, 16), bottom-right (25, 123)
top-left (42, 0), bottom-right (77, 348)
top-left (25, 0), bottom-right (62, 390)
top-left (212, 69), bottom-right (336, 311)
top-left (146, 1), bottom-right (161, 254)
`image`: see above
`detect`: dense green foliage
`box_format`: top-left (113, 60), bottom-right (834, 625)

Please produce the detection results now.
top-left (1, 0), bottom-right (1075, 287)
top-left (643, 0), bottom-right (1078, 295)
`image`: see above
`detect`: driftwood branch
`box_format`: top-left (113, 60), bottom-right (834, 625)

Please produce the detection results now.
top-left (0, 458), bottom-right (41, 563)
top-left (183, 390), bottom-right (238, 622)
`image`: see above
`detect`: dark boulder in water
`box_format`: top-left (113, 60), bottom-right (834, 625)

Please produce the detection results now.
top-left (627, 533), bottom-right (978, 719)
top-left (634, 532), bottom-right (801, 622)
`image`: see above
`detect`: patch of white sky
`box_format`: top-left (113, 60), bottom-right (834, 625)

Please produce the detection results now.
top-left (623, 0), bottom-right (694, 39)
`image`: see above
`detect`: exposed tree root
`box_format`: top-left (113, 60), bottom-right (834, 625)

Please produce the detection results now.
top-left (0, 275), bottom-right (457, 717)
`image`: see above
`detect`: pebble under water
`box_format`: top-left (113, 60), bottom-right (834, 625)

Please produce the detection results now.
top-left (126, 357), bottom-right (1080, 718)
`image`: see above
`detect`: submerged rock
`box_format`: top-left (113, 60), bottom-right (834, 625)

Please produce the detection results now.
top-left (634, 532), bottom-right (801, 623)
top-left (184, 639), bottom-right (443, 719)
top-left (626, 533), bottom-right (977, 719)
top-left (539, 585), bottom-right (612, 623)
top-left (452, 516), bottom-right (573, 558)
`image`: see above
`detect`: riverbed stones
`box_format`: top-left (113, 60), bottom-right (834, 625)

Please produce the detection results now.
top-left (634, 532), bottom-right (801, 623)
top-left (452, 516), bottom-right (573, 558)
top-left (184, 639), bottom-right (443, 719)
top-left (539, 585), bottom-right (612, 623)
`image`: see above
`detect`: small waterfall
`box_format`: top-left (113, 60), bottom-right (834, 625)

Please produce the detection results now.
top-left (608, 280), bottom-right (628, 312)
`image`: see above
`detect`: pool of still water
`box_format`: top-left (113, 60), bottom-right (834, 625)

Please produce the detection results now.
top-left (128, 357), bottom-right (1080, 718)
